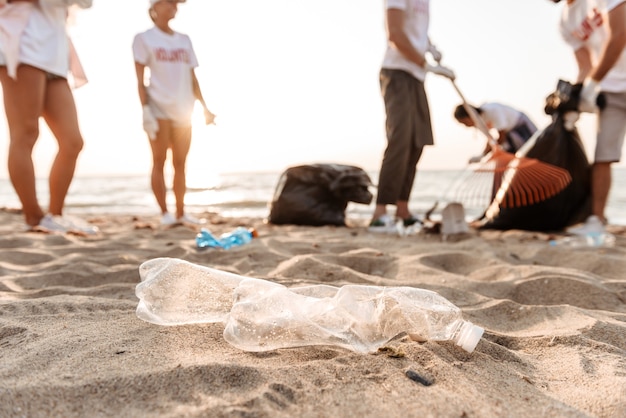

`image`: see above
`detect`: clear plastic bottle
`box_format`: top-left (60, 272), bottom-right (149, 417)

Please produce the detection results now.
top-left (224, 279), bottom-right (484, 353)
top-left (136, 258), bottom-right (485, 354)
top-left (549, 232), bottom-right (615, 248)
top-left (136, 258), bottom-right (244, 325)
top-left (196, 227), bottom-right (257, 249)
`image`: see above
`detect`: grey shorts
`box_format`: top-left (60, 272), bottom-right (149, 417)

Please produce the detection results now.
top-left (596, 91), bottom-right (626, 163)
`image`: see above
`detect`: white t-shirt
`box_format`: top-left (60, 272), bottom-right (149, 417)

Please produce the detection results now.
top-left (479, 103), bottom-right (523, 131)
top-left (133, 27), bottom-right (199, 123)
top-left (381, 0), bottom-right (430, 81)
top-left (559, 0), bottom-right (626, 92)
top-left (0, 0), bottom-right (92, 78)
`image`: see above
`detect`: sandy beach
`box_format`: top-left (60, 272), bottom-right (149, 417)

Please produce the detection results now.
top-left (0, 208), bottom-right (625, 418)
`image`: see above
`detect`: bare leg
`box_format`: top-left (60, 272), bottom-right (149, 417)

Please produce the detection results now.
top-left (149, 119), bottom-right (171, 214)
top-left (395, 200), bottom-right (411, 220)
top-left (371, 204), bottom-right (387, 221)
top-left (591, 162), bottom-right (611, 224)
top-left (42, 78), bottom-right (84, 216)
top-left (0, 65), bottom-right (47, 227)
top-left (170, 125), bottom-right (192, 219)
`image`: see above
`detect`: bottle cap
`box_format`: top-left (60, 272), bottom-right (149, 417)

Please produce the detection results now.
top-left (249, 228), bottom-right (258, 238)
top-left (455, 321), bottom-right (484, 353)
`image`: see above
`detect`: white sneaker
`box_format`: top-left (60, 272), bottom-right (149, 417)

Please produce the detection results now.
top-left (64, 215), bottom-right (100, 235)
top-left (177, 214), bottom-right (206, 225)
top-left (368, 214), bottom-right (400, 234)
top-left (566, 215), bottom-right (605, 236)
top-left (34, 214), bottom-right (99, 235)
top-left (35, 214), bottom-right (72, 233)
top-left (160, 213), bottom-right (178, 226)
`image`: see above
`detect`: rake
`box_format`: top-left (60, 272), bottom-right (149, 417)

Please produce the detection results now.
top-left (426, 80), bottom-right (572, 221)
top-left (453, 80), bottom-right (572, 207)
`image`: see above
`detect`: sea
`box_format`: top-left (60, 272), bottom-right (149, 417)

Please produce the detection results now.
top-left (1, 167), bottom-right (625, 225)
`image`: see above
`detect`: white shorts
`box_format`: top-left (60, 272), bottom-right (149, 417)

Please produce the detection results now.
top-left (596, 91), bottom-right (626, 163)
top-left (149, 102), bottom-right (192, 128)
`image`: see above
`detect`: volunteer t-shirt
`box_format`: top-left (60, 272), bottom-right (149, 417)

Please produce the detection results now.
top-left (0, 0), bottom-right (93, 78)
top-left (479, 103), bottom-right (522, 131)
top-left (133, 27), bottom-right (199, 123)
top-left (381, 0), bottom-right (430, 81)
top-left (559, 0), bottom-right (626, 92)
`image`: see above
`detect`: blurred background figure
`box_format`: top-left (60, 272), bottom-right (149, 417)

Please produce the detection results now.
top-left (0, 0), bottom-right (98, 234)
top-left (551, 0), bottom-right (626, 233)
top-left (133, 0), bottom-right (216, 227)
top-left (453, 102), bottom-right (538, 163)
top-left (369, 0), bottom-right (455, 233)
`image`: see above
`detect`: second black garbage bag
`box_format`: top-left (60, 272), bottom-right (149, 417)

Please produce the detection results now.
top-left (267, 163), bottom-right (373, 226)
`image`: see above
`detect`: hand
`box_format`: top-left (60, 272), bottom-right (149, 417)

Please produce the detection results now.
top-left (142, 105), bottom-right (158, 140)
top-left (563, 111), bottom-right (579, 131)
top-left (468, 155), bottom-right (483, 164)
top-left (204, 108), bottom-right (216, 125)
top-left (425, 63), bottom-right (455, 80)
top-left (428, 44), bottom-right (442, 62)
top-left (578, 78), bottom-right (600, 113)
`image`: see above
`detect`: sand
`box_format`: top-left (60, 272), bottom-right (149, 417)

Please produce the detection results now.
top-left (0, 208), bottom-right (625, 418)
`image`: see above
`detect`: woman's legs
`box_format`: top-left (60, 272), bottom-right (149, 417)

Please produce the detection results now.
top-left (149, 119), bottom-right (171, 214)
top-left (42, 78), bottom-right (84, 216)
top-left (170, 125), bottom-right (192, 219)
top-left (149, 121), bottom-right (192, 219)
top-left (0, 65), bottom-right (47, 227)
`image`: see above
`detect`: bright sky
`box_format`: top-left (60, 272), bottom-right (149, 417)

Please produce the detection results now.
top-left (0, 0), bottom-right (612, 183)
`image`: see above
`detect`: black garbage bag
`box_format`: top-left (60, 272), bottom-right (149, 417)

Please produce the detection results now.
top-left (267, 164), bottom-right (373, 226)
top-left (480, 80), bottom-right (592, 231)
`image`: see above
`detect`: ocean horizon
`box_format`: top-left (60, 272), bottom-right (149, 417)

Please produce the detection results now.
top-left (1, 167), bottom-right (625, 226)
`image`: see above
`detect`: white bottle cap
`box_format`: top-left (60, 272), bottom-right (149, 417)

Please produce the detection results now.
top-left (455, 321), bottom-right (484, 353)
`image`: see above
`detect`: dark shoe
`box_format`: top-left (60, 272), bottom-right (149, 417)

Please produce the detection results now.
top-left (402, 215), bottom-right (422, 227)
top-left (368, 214), bottom-right (398, 233)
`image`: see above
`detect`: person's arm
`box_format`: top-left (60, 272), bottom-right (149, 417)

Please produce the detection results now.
top-left (134, 62), bottom-right (149, 106)
top-left (386, 8), bottom-right (454, 79)
top-left (135, 61), bottom-right (158, 139)
top-left (386, 8), bottom-right (426, 67)
top-left (574, 47), bottom-right (594, 83)
top-left (496, 130), bottom-right (508, 147)
top-left (192, 69), bottom-right (215, 125)
top-left (579, 3), bottom-right (626, 111)
top-left (426, 37), bottom-right (442, 62)
top-left (589, 2), bottom-right (626, 82)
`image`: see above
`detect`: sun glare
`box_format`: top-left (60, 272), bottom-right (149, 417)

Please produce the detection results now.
top-left (185, 105), bottom-right (222, 189)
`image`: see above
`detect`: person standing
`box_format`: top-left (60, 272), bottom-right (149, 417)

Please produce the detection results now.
top-left (133, 0), bottom-right (215, 226)
top-left (0, 0), bottom-right (98, 234)
top-left (453, 102), bottom-right (538, 163)
top-left (552, 0), bottom-right (626, 232)
top-left (369, 0), bottom-right (455, 232)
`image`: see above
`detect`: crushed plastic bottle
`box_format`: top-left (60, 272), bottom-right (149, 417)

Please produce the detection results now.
top-left (135, 258), bottom-right (485, 354)
top-left (549, 232), bottom-right (615, 248)
top-left (196, 226), bottom-right (257, 249)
